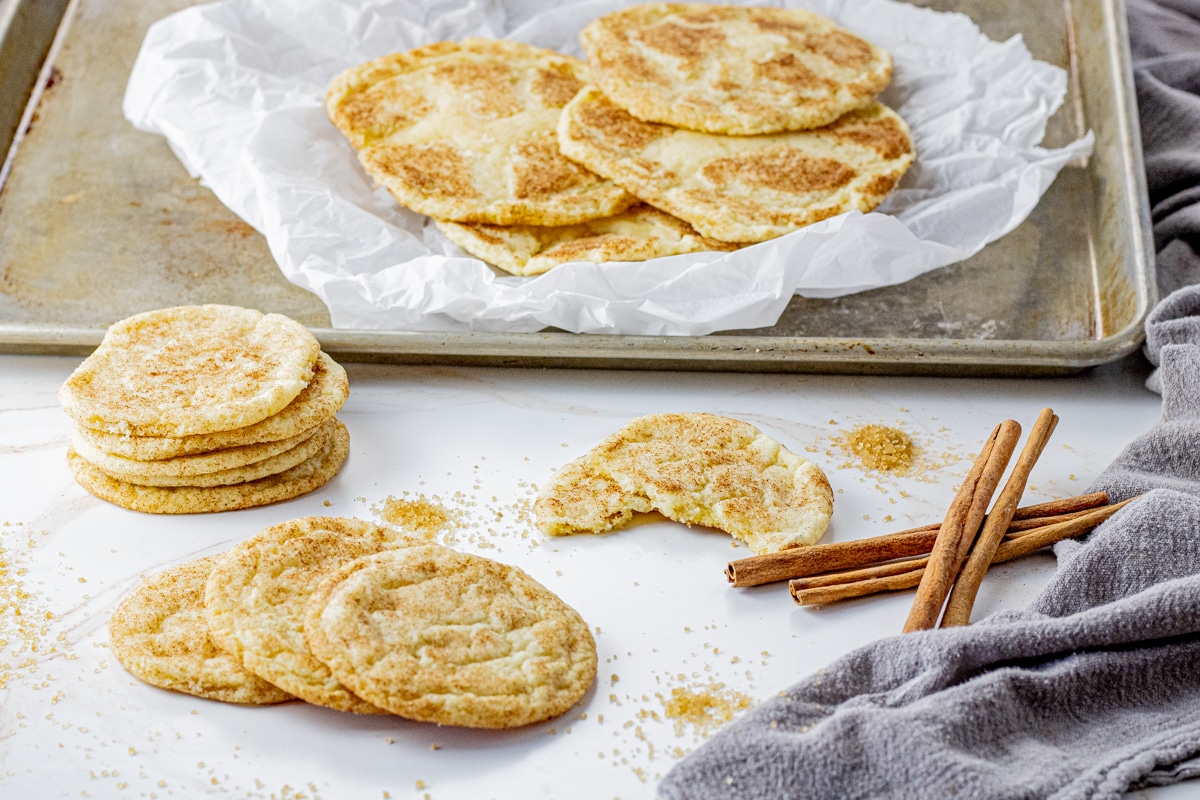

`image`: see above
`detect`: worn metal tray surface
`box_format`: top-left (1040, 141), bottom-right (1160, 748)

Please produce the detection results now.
top-left (0, 0), bottom-right (1153, 374)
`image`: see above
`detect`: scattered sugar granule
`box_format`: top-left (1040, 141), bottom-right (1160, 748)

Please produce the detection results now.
top-left (661, 683), bottom-right (753, 738)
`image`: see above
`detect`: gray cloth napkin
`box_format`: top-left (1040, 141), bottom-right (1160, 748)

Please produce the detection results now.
top-left (658, 3), bottom-right (1200, 798)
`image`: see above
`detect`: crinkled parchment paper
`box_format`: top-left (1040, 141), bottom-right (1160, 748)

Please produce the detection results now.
top-left (124, 0), bottom-right (1092, 334)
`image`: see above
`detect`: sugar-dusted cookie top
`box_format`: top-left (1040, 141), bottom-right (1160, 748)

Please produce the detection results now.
top-left (558, 87), bottom-right (914, 243)
top-left (60, 305), bottom-right (321, 437)
top-left (535, 412), bottom-right (833, 554)
top-left (327, 38), bottom-right (634, 226)
top-left (77, 352), bottom-right (348, 461)
top-left (581, 3), bottom-right (892, 135)
top-left (203, 516), bottom-right (416, 714)
top-left (304, 545), bottom-right (597, 728)
top-left (108, 556), bottom-right (294, 705)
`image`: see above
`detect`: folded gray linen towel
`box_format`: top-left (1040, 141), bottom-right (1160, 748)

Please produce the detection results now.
top-left (658, 3), bottom-right (1200, 798)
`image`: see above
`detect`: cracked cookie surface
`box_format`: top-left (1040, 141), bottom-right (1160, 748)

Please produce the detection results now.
top-left (203, 517), bottom-right (419, 714)
top-left (109, 556), bottom-right (294, 705)
top-left (304, 545), bottom-right (597, 728)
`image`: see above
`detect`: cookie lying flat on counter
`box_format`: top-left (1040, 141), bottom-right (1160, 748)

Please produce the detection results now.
top-left (535, 413), bottom-right (834, 554)
top-left (108, 556), bottom-right (294, 705)
top-left (304, 544), bottom-right (598, 729)
top-left (60, 305), bottom-right (350, 513)
top-left (327, 38), bottom-right (633, 226)
top-left (558, 87), bottom-right (914, 243)
top-left (108, 516), bottom-right (598, 728)
top-left (581, 3), bottom-right (892, 135)
top-left (203, 517), bottom-right (414, 714)
top-left (436, 203), bottom-right (740, 276)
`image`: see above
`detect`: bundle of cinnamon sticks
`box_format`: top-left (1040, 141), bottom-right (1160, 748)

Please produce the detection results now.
top-left (726, 408), bottom-right (1135, 631)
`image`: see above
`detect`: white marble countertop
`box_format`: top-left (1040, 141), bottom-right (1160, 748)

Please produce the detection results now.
top-left (0, 352), bottom-right (1188, 799)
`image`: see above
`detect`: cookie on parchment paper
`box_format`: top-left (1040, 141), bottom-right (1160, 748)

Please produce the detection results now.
top-left (435, 203), bottom-right (740, 276)
top-left (327, 38), bottom-right (634, 226)
top-left (558, 87), bottom-right (914, 243)
top-left (534, 412), bottom-right (834, 555)
top-left (59, 305), bottom-right (321, 438)
top-left (67, 419), bottom-right (350, 514)
top-left (77, 352), bottom-right (348, 462)
top-left (108, 556), bottom-right (294, 705)
top-left (581, 3), bottom-right (892, 135)
top-left (203, 517), bottom-right (417, 714)
top-left (303, 545), bottom-right (597, 729)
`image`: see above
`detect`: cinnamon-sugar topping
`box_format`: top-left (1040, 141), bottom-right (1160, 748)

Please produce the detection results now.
top-left (572, 93), bottom-right (669, 150)
top-left (432, 61), bottom-right (521, 119)
top-left (635, 20), bottom-right (727, 66)
top-left (365, 142), bottom-right (480, 200)
top-left (510, 133), bottom-right (601, 199)
top-left (827, 110), bottom-right (912, 160)
top-left (701, 146), bottom-right (858, 194)
top-left (529, 65), bottom-right (586, 107)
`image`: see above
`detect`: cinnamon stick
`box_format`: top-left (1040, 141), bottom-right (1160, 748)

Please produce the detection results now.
top-left (1009, 491), bottom-right (1108, 520)
top-left (789, 556), bottom-right (930, 590)
top-left (727, 526), bottom-right (938, 587)
top-left (990, 499), bottom-right (1132, 560)
top-left (785, 517), bottom-right (1072, 594)
top-left (725, 494), bottom-right (1111, 588)
top-left (941, 408), bottom-right (1058, 628)
top-left (1005, 507), bottom-right (1100, 531)
top-left (792, 568), bottom-right (925, 606)
top-left (787, 514), bottom-right (1096, 596)
top-left (790, 499), bottom-right (1133, 606)
top-left (902, 420), bottom-right (1022, 633)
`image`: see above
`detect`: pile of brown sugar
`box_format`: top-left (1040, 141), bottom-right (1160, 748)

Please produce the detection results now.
top-left (374, 495), bottom-right (453, 541)
top-left (844, 424), bottom-right (915, 474)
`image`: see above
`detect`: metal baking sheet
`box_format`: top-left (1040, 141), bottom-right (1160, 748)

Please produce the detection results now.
top-left (0, 0), bottom-right (1154, 374)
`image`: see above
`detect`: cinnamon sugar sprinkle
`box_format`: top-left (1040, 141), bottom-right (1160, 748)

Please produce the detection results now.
top-left (0, 522), bottom-right (60, 693)
top-left (365, 476), bottom-right (540, 553)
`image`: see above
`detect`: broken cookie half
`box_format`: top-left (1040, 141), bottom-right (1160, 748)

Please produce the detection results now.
top-left (534, 413), bottom-right (833, 554)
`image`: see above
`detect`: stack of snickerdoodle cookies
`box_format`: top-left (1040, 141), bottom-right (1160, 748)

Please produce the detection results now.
top-left (109, 517), bottom-right (598, 728)
top-left (60, 305), bottom-right (350, 513)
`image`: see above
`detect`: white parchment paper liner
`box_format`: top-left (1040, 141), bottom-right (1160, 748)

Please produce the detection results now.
top-left (124, 0), bottom-right (1093, 334)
